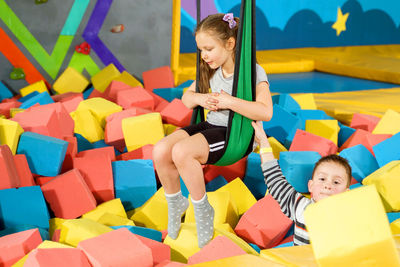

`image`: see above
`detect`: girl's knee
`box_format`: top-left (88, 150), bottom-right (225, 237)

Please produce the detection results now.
top-left (153, 140), bottom-right (172, 163)
top-left (171, 142), bottom-right (189, 166)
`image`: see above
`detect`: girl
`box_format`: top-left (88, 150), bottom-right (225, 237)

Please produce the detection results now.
top-left (153, 13), bottom-right (273, 248)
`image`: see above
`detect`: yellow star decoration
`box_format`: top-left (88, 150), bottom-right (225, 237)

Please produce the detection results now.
top-left (332, 7), bottom-right (349, 36)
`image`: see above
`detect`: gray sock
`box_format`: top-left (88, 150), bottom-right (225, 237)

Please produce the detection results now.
top-left (192, 194), bottom-right (215, 248)
top-left (165, 191), bottom-right (189, 239)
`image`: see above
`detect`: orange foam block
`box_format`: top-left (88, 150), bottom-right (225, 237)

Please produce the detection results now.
top-left (14, 154), bottom-right (34, 187)
top-left (103, 80), bottom-right (132, 102)
top-left (340, 129), bottom-right (392, 156)
top-left (73, 154), bottom-right (114, 203)
top-left (289, 129), bottom-right (338, 156)
top-left (234, 195), bottom-right (293, 249)
top-left (77, 228), bottom-right (153, 267)
top-left (135, 234), bottom-right (170, 265)
top-left (160, 99), bottom-right (192, 127)
top-left (203, 156), bottom-right (247, 183)
top-left (350, 113), bottom-right (380, 132)
top-left (60, 136), bottom-right (78, 173)
top-left (187, 235), bottom-right (246, 265)
top-left (117, 144), bottom-right (154, 161)
top-left (116, 86), bottom-right (155, 110)
top-left (41, 169), bottom-right (97, 219)
top-left (0, 229), bottom-right (42, 267)
top-left (0, 144), bottom-right (20, 189)
top-left (142, 66), bottom-right (174, 91)
top-left (24, 248), bottom-right (91, 267)
top-left (77, 146), bottom-right (116, 161)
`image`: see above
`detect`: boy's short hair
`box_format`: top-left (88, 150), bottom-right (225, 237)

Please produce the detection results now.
top-left (311, 154), bottom-right (352, 187)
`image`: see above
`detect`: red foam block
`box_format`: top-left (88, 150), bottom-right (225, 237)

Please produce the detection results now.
top-left (142, 66), bottom-right (174, 91)
top-left (116, 144), bottom-right (154, 161)
top-left (203, 156), bottom-right (247, 183)
top-left (289, 129), bottom-right (338, 156)
top-left (53, 93), bottom-right (83, 113)
top-left (14, 154), bottom-right (34, 187)
top-left (24, 248), bottom-right (91, 267)
top-left (350, 113), bottom-right (380, 132)
top-left (339, 129), bottom-right (391, 156)
top-left (116, 86), bottom-right (155, 110)
top-left (61, 136), bottom-right (78, 173)
top-left (160, 99), bottom-right (192, 127)
top-left (0, 144), bottom-right (20, 189)
top-left (135, 234), bottom-right (170, 265)
top-left (103, 80), bottom-right (132, 102)
top-left (77, 146), bottom-right (116, 162)
top-left (0, 100), bottom-right (21, 118)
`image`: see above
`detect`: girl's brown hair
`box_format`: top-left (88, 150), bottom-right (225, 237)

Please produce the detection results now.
top-left (195, 13), bottom-right (239, 94)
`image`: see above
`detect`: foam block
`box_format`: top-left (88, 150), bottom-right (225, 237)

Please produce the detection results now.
top-left (142, 66), bottom-right (175, 91)
top-left (60, 136), bottom-right (77, 173)
top-left (363, 161), bottom-right (400, 212)
top-left (116, 86), bottom-right (155, 110)
top-left (19, 92), bottom-right (55, 109)
top-left (49, 218), bottom-right (66, 239)
top-left (113, 71), bottom-right (143, 88)
top-left (153, 87), bottom-right (183, 102)
top-left (278, 151), bottom-right (322, 193)
top-left (289, 129), bottom-right (338, 157)
top-left (372, 109), bottom-right (400, 135)
top-left (0, 229), bottom-right (42, 267)
top-left (160, 99), bottom-right (192, 127)
top-left (268, 136), bottom-right (288, 159)
top-left (0, 118), bottom-right (24, 154)
top-left (40, 169), bottom-right (97, 219)
top-left (206, 175), bottom-right (227, 192)
top-left (339, 144), bottom-right (379, 183)
top-left (373, 132), bottom-right (400, 167)
top-left (82, 198), bottom-right (127, 221)
top-left (0, 186), bottom-right (50, 230)
top-left (391, 219), bottom-right (400, 235)
top-left (53, 67), bottom-right (90, 94)
top-left (112, 159), bottom-right (157, 210)
top-left (122, 112), bottom-right (165, 152)
top-left (351, 113), bottom-right (380, 132)
top-left (14, 154), bottom-right (34, 187)
top-left (55, 93), bottom-right (83, 113)
top-left (116, 144), bottom-right (153, 160)
top-left (73, 154), bottom-right (114, 203)
top-left (77, 146), bottom-right (116, 161)
top-left (234, 195), bottom-right (293, 249)
top-left (70, 109), bottom-right (104, 143)
top-left (135, 234), bottom-right (170, 265)
top-left (260, 244), bottom-right (317, 266)
top-left (0, 80), bottom-right (13, 101)
top-left (111, 225), bottom-right (162, 242)
top-left (338, 124), bottom-right (357, 148)
top-left (0, 144), bottom-right (20, 189)
top-left (24, 247), bottom-right (91, 267)
top-left (291, 93), bottom-right (317, 110)
top-left (187, 235), bottom-right (246, 265)
top-left (19, 80), bottom-right (47, 97)
top-left (340, 129), bottom-right (392, 156)
top-left (0, 101), bottom-right (21, 118)
top-left (150, 91), bottom-right (170, 112)
top-left (273, 94), bottom-right (301, 112)
top-left (304, 185), bottom-right (400, 266)
top-left (203, 156), bottom-right (247, 183)
top-left (91, 63), bottom-right (121, 93)
top-left (75, 97), bottom-right (122, 128)
top-left (102, 80), bottom-right (131, 102)
top-left (305, 120), bottom-right (339, 145)
top-left (78, 228), bottom-right (153, 267)
top-left (97, 213), bottom-right (135, 227)
top-left (243, 153), bottom-right (267, 200)
top-left (59, 218), bottom-right (113, 247)
top-left (17, 132), bottom-right (68, 176)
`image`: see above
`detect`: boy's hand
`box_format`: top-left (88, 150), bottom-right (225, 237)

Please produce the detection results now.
top-left (251, 121), bottom-right (270, 148)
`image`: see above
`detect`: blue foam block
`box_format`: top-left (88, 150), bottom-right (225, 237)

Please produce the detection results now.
top-left (111, 225), bottom-right (162, 242)
top-left (0, 225), bottom-right (49, 240)
top-left (17, 91), bottom-right (40, 103)
top-left (373, 132), bottom-right (400, 167)
top-left (0, 186), bottom-right (50, 230)
top-left (349, 183), bottom-right (363, 190)
top-left (180, 177), bottom-right (189, 198)
top-left (273, 241), bottom-right (294, 248)
top-left (278, 151), bottom-right (322, 193)
top-left (262, 104), bottom-right (302, 147)
top-left (248, 243), bottom-right (260, 253)
top-left (339, 144), bottom-right (379, 183)
top-left (243, 152), bottom-right (267, 199)
top-left (293, 109), bottom-right (332, 130)
top-left (338, 124), bottom-right (356, 148)
top-left (0, 81), bottom-right (13, 101)
top-left (112, 159), bottom-right (157, 210)
top-left (275, 94), bottom-right (301, 112)
top-left (75, 133), bottom-right (94, 152)
top-left (19, 91), bottom-right (54, 109)
top-left (83, 86), bottom-right (94, 100)
top-left (387, 212), bottom-right (400, 223)
top-left (17, 132), bottom-right (68, 176)
top-left (153, 87), bottom-right (183, 102)
top-left (206, 175), bottom-right (228, 192)
top-left (176, 80), bottom-right (193, 88)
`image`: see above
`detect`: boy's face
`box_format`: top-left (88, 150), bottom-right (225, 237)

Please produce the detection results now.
top-left (308, 162), bottom-right (349, 202)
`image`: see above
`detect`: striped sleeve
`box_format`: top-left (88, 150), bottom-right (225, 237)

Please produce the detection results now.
top-left (261, 159), bottom-right (304, 221)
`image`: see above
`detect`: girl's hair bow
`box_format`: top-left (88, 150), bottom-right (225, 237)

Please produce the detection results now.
top-left (223, 13), bottom-right (236, 29)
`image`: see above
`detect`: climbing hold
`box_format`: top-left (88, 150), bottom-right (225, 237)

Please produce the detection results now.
top-left (35, 0), bottom-right (48, 4)
top-left (110, 24), bottom-right (124, 33)
top-left (75, 42), bottom-right (91, 55)
top-left (10, 68), bottom-right (25, 80)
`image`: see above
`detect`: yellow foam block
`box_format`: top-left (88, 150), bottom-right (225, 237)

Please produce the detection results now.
top-left (49, 218), bottom-right (66, 238)
top-left (392, 219), bottom-right (400, 235)
top-left (91, 63), bottom-right (121, 93)
top-left (260, 244), bottom-right (317, 267)
top-left (97, 212), bottom-right (135, 227)
top-left (130, 187), bottom-right (168, 231)
top-left (363, 161), bottom-right (400, 212)
top-left (0, 118), bottom-right (24, 154)
top-left (122, 112), bottom-right (164, 152)
top-left (216, 178), bottom-right (256, 216)
top-left (185, 191), bottom-right (239, 229)
top-left (53, 67), bottom-right (90, 94)
top-left (372, 109), bottom-right (400, 135)
top-left (113, 71), bottom-right (143, 88)
top-left (163, 123), bottom-right (177, 136)
top-left (75, 97), bottom-right (122, 128)
top-left (19, 80), bottom-right (47, 97)
top-left (59, 218), bottom-right (113, 247)
top-left (305, 120), bottom-right (340, 145)
top-left (10, 108), bottom-right (25, 118)
top-left (189, 254), bottom-right (281, 267)
top-left (304, 185), bottom-right (400, 266)
top-left (268, 136), bottom-right (287, 159)
top-left (82, 198), bottom-right (127, 221)
top-left (70, 109), bottom-right (104, 143)
top-left (291, 93), bottom-right (317, 110)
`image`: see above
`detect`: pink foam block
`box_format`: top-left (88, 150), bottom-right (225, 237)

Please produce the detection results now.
top-left (105, 108), bottom-right (150, 151)
top-left (116, 144), bottom-right (154, 161)
top-left (339, 129), bottom-right (391, 156)
top-left (203, 156), bottom-right (247, 183)
top-left (350, 113), bottom-right (380, 132)
top-left (77, 146), bottom-right (116, 162)
top-left (14, 154), bottom-right (34, 187)
top-left (61, 136), bottom-right (78, 173)
top-left (160, 99), bottom-right (192, 127)
top-left (0, 145), bottom-right (20, 189)
top-left (142, 66), bottom-right (174, 91)
top-left (0, 100), bottom-right (21, 118)
top-left (135, 234), bottom-right (170, 265)
top-left (234, 195), bottom-right (293, 249)
top-left (116, 86), bottom-right (155, 110)
top-left (72, 154), bottom-right (114, 203)
top-left (103, 80), bottom-right (132, 102)
top-left (41, 169), bottom-right (97, 219)
top-left (77, 228), bottom-right (153, 267)
top-left (0, 228), bottom-right (42, 267)
top-left (187, 236), bottom-right (246, 264)
top-left (52, 93), bottom-right (84, 113)
top-left (24, 248), bottom-right (91, 267)
top-left (289, 129), bottom-right (338, 156)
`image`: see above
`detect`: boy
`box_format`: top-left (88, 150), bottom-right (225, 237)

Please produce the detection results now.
top-left (252, 121), bottom-right (352, 246)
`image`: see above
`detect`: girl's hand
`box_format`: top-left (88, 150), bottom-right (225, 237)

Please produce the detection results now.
top-left (212, 90), bottom-right (234, 110)
top-left (200, 93), bottom-right (219, 111)
top-left (251, 121), bottom-right (270, 148)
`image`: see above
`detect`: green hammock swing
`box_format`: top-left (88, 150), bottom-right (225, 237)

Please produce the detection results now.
top-left (191, 0), bottom-right (256, 166)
